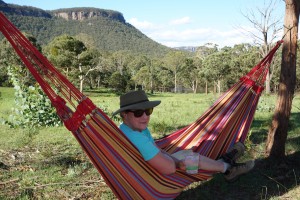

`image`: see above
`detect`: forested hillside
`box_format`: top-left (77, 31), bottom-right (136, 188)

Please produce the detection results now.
top-left (0, 0), bottom-right (171, 57)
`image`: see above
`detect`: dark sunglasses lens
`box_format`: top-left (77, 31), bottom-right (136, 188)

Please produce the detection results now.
top-left (133, 110), bottom-right (144, 117)
top-left (145, 108), bottom-right (153, 116)
top-left (132, 108), bottom-right (153, 117)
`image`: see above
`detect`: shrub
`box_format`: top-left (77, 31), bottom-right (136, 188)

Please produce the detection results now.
top-left (5, 65), bottom-right (61, 128)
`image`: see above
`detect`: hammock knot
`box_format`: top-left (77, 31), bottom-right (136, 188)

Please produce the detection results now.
top-left (77, 97), bottom-right (97, 115)
top-left (64, 112), bottom-right (85, 132)
top-left (52, 96), bottom-right (71, 118)
top-left (64, 97), bottom-right (97, 132)
top-left (240, 77), bottom-right (264, 94)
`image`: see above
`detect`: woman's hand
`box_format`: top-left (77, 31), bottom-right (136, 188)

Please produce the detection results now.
top-left (176, 160), bottom-right (186, 171)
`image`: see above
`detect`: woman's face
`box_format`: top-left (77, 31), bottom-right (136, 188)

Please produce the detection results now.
top-left (122, 110), bottom-right (151, 132)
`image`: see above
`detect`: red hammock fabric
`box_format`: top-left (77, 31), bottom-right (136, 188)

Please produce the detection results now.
top-left (0, 12), bottom-right (283, 199)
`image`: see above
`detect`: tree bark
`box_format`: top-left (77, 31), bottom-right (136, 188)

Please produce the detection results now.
top-left (266, 0), bottom-right (299, 159)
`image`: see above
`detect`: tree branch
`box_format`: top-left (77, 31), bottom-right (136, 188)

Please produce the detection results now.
top-left (23, 179), bottom-right (105, 190)
top-left (0, 178), bottom-right (19, 185)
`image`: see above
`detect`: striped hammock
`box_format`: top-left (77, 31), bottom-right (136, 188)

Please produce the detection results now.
top-left (0, 12), bottom-right (282, 200)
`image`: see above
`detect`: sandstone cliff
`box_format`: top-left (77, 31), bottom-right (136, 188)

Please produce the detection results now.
top-left (51, 8), bottom-right (125, 23)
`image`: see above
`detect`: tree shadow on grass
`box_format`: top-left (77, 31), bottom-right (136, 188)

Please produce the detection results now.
top-left (248, 112), bottom-right (300, 146)
top-left (175, 112), bottom-right (300, 199)
top-left (176, 150), bottom-right (300, 200)
top-left (45, 155), bottom-right (83, 167)
top-left (176, 111), bottom-right (300, 200)
top-left (249, 119), bottom-right (270, 144)
top-left (41, 153), bottom-right (94, 171)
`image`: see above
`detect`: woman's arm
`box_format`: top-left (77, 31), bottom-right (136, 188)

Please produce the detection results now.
top-left (147, 150), bottom-right (186, 175)
top-left (161, 150), bottom-right (186, 170)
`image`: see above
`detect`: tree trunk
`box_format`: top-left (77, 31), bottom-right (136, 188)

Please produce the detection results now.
top-left (265, 72), bottom-right (271, 94)
top-left (266, 0), bottom-right (299, 159)
top-left (89, 74), bottom-right (94, 89)
top-left (218, 80), bottom-right (221, 94)
top-left (80, 77), bottom-right (84, 92)
top-left (213, 81), bottom-right (216, 94)
top-left (174, 72), bottom-right (177, 93)
top-left (78, 64), bottom-right (84, 93)
top-left (97, 76), bottom-right (100, 88)
top-left (150, 73), bottom-right (153, 94)
top-left (193, 80), bottom-right (198, 93)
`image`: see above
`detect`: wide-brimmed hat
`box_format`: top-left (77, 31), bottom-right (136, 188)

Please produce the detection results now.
top-left (113, 90), bottom-right (161, 116)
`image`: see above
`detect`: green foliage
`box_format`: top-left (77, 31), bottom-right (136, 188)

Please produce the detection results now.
top-left (43, 34), bottom-right (86, 68)
top-left (151, 121), bottom-right (170, 136)
top-left (108, 71), bottom-right (129, 93)
top-left (5, 66), bottom-right (61, 128)
top-left (257, 96), bottom-right (275, 112)
top-left (100, 191), bottom-right (116, 200)
top-left (244, 130), bottom-right (253, 150)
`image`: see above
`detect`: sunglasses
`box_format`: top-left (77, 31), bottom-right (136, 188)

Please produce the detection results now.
top-left (127, 108), bottom-right (153, 118)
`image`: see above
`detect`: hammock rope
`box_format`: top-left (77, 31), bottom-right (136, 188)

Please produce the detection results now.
top-left (0, 12), bottom-right (283, 199)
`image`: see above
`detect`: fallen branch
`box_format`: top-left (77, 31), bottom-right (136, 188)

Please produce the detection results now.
top-left (260, 172), bottom-right (288, 191)
top-left (0, 178), bottom-right (19, 185)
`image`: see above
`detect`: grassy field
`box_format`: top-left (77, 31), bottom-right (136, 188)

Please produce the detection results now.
top-left (0, 87), bottom-right (300, 200)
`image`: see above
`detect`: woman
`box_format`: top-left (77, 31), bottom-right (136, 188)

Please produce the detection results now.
top-left (113, 90), bottom-right (254, 181)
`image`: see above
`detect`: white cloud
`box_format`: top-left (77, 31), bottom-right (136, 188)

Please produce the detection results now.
top-left (128, 18), bottom-right (157, 30)
top-left (169, 17), bottom-right (191, 25)
top-left (128, 18), bottom-right (262, 48)
top-left (148, 27), bottom-right (256, 47)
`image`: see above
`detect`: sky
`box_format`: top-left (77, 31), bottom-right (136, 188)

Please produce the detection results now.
top-left (3, 0), bottom-right (285, 48)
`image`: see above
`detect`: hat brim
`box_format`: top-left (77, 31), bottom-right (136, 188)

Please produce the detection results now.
top-left (112, 100), bottom-right (161, 116)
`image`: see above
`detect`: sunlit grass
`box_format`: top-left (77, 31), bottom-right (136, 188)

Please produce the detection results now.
top-left (0, 87), bottom-right (15, 121)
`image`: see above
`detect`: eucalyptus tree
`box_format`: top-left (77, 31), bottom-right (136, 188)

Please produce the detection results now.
top-left (228, 43), bottom-right (260, 86)
top-left (195, 43), bottom-right (218, 59)
top-left (132, 66), bottom-right (150, 91)
top-left (108, 71), bottom-right (129, 93)
top-left (0, 38), bottom-right (16, 86)
top-left (195, 43), bottom-right (218, 94)
top-left (163, 50), bottom-right (187, 93)
top-left (149, 58), bottom-right (163, 93)
top-left (147, 58), bottom-right (162, 93)
top-left (78, 48), bottom-right (101, 91)
top-left (131, 56), bottom-right (161, 93)
top-left (129, 55), bottom-right (149, 90)
top-left (156, 66), bottom-right (173, 92)
top-left (240, 0), bottom-right (283, 94)
top-left (94, 51), bottom-right (118, 88)
top-left (266, 0), bottom-right (299, 159)
top-left (179, 57), bottom-right (203, 93)
top-left (202, 50), bottom-right (232, 94)
top-left (0, 34), bottom-right (41, 86)
top-left (110, 50), bottom-right (133, 75)
top-left (43, 35), bottom-right (87, 90)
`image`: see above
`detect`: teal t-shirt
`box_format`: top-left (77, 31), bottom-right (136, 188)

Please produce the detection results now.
top-left (120, 123), bottom-right (160, 161)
